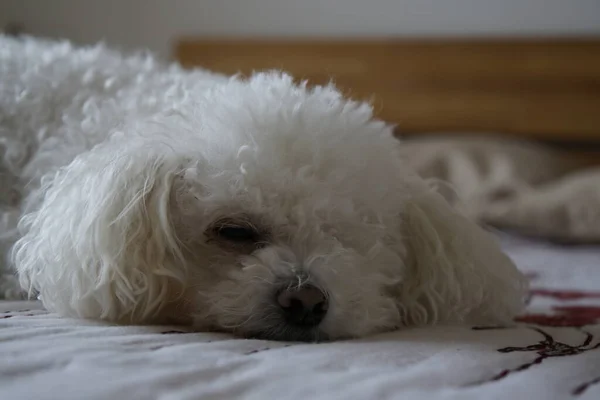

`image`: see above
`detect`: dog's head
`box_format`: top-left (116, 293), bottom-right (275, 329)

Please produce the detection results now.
top-left (15, 72), bottom-right (526, 341)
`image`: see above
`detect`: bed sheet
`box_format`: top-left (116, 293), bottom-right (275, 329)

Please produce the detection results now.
top-left (1, 233), bottom-right (599, 400)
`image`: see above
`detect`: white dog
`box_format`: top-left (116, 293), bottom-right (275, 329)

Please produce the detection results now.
top-left (0, 36), bottom-right (527, 341)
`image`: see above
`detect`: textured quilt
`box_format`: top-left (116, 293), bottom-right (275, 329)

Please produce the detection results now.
top-left (1, 233), bottom-right (599, 400)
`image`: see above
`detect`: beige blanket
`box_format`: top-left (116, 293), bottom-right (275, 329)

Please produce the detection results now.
top-left (400, 135), bottom-right (600, 243)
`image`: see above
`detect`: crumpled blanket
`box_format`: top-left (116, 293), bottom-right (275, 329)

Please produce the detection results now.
top-left (400, 135), bottom-right (600, 243)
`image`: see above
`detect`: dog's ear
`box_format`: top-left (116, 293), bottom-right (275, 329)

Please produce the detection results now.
top-left (13, 138), bottom-right (188, 323)
top-left (398, 188), bottom-right (527, 326)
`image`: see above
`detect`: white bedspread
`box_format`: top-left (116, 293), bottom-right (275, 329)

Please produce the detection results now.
top-left (2, 234), bottom-right (599, 400)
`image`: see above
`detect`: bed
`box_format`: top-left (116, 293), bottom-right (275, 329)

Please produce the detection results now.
top-left (2, 38), bottom-right (599, 399)
top-left (2, 234), bottom-right (599, 399)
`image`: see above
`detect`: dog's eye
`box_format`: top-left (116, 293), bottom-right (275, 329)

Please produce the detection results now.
top-left (215, 225), bottom-right (261, 243)
top-left (209, 218), bottom-right (267, 250)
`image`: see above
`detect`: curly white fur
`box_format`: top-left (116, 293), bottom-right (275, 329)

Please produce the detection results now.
top-left (0, 36), bottom-right (527, 341)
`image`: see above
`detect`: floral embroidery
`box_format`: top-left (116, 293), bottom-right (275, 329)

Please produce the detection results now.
top-left (470, 286), bottom-right (600, 394)
top-left (517, 306), bottom-right (600, 327)
top-left (573, 376), bottom-right (600, 396)
top-left (530, 289), bottom-right (600, 301)
top-left (518, 289), bottom-right (600, 327)
top-left (469, 327), bottom-right (599, 394)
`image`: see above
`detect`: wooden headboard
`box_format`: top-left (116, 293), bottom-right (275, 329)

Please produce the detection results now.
top-left (175, 38), bottom-right (600, 144)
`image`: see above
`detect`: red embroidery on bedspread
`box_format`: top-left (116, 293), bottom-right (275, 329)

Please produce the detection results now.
top-left (517, 306), bottom-right (600, 327)
top-left (518, 289), bottom-right (600, 327)
top-left (530, 289), bottom-right (600, 301)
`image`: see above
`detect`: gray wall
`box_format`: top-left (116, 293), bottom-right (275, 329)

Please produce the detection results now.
top-left (2, 0), bottom-right (600, 58)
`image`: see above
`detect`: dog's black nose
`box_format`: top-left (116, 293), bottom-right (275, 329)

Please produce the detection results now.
top-left (277, 285), bottom-right (328, 327)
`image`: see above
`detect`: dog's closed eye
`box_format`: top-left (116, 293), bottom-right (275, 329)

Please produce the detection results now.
top-left (209, 218), bottom-right (268, 250)
top-left (216, 225), bottom-right (259, 242)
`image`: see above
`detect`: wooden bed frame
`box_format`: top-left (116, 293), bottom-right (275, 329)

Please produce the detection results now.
top-left (175, 38), bottom-right (600, 152)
